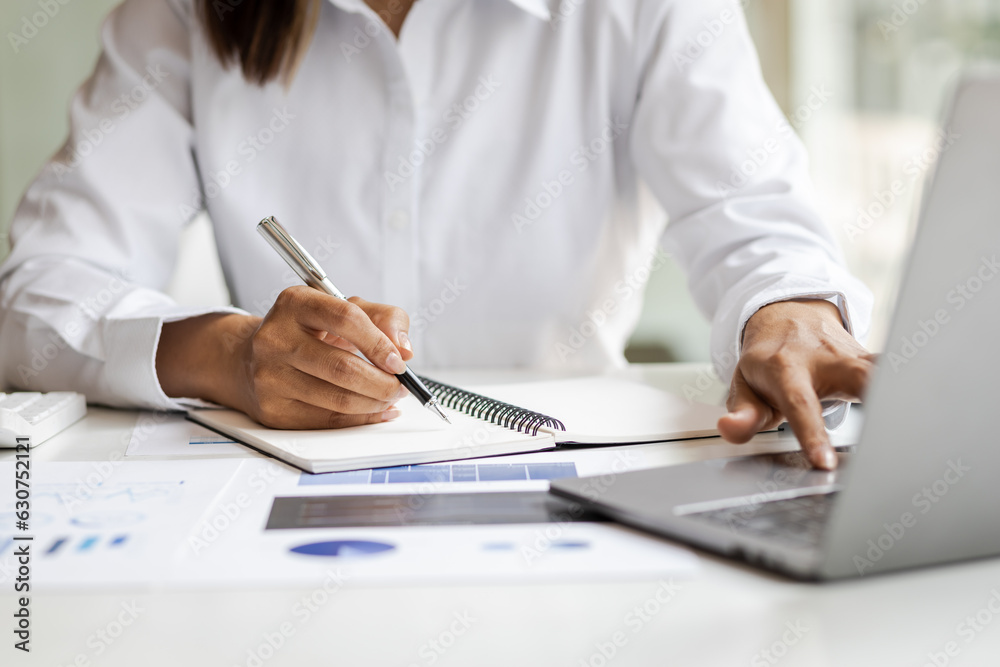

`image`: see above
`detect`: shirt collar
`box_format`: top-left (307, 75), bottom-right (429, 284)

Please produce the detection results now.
top-left (327, 0), bottom-right (552, 22)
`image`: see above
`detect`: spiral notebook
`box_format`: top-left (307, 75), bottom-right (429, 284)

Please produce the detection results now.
top-left (188, 376), bottom-right (726, 473)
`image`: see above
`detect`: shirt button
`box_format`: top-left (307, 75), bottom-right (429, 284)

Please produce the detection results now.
top-left (389, 210), bottom-right (410, 231)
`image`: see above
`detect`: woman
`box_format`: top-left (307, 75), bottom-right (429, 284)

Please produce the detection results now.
top-left (0, 0), bottom-right (874, 469)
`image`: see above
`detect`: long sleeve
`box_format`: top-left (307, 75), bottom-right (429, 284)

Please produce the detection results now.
top-left (0, 0), bottom-right (875, 414)
top-left (0, 0), bottom-right (240, 409)
top-left (630, 0), bottom-right (873, 385)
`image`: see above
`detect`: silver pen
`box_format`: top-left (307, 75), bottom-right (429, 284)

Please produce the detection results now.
top-left (257, 215), bottom-right (451, 424)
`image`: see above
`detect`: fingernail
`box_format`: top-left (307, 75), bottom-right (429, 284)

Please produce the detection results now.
top-left (395, 386), bottom-right (409, 401)
top-left (381, 408), bottom-right (401, 422)
top-left (385, 351), bottom-right (406, 374)
top-left (398, 331), bottom-right (412, 352)
top-left (818, 449), bottom-right (838, 470)
top-left (728, 408), bottom-right (753, 422)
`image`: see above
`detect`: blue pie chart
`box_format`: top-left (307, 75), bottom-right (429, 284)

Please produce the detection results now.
top-left (289, 540), bottom-right (395, 558)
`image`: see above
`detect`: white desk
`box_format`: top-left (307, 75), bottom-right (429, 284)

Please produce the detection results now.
top-left (3, 364), bottom-right (1000, 666)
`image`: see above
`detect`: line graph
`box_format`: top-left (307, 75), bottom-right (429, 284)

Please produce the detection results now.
top-left (31, 481), bottom-right (187, 506)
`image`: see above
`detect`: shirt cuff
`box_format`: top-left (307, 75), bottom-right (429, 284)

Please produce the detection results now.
top-left (103, 305), bottom-right (247, 411)
top-left (823, 400), bottom-right (851, 430)
top-left (737, 291), bottom-right (854, 347)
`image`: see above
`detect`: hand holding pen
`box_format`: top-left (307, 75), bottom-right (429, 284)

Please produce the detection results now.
top-left (154, 215), bottom-right (449, 428)
top-left (221, 283), bottom-right (416, 428)
top-left (257, 216), bottom-right (450, 424)
top-left (156, 215), bottom-right (449, 429)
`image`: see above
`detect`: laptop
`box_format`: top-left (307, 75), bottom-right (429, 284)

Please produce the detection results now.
top-left (550, 73), bottom-right (1000, 580)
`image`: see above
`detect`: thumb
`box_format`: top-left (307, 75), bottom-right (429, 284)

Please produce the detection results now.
top-left (718, 369), bottom-right (776, 444)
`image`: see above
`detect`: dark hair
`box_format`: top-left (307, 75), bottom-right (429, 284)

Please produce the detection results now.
top-left (199, 0), bottom-right (320, 85)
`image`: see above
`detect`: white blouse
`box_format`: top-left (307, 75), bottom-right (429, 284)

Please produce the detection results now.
top-left (0, 0), bottom-right (871, 409)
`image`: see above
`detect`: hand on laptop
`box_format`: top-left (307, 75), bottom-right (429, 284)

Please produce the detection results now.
top-left (156, 287), bottom-right (413, 428)
top-left (717, 299), bottom-right (875, 470)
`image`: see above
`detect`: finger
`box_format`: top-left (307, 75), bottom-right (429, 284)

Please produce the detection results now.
top-left (287, 340), bottom-right (404, 404)
top-left (349, 296), bottom-right (413, 361)
top-left (820, 356), bottom-right (874, 403)
top-left (283, 366), bottom-right (405, 415)
top-left (275, 287), bottom-right (407, 375)
top-left (320, 333), bottom-right (360, 354)
top-left (718, 368), bottom-right (781, 444)
top-left (254, 398), bottom-right (401, 430)
top-left (772, 370), bottom-right (838, 470)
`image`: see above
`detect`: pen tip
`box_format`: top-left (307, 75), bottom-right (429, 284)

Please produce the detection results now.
top-left (430, 403), bottom-right (451, 424)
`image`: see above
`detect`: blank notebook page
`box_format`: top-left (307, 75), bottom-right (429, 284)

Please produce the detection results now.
top-left (466, 376), bottom-right (727, 444)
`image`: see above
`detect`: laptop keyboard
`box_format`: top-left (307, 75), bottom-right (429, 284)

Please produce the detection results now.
top-left (684, 493), bottom-right (838, 548)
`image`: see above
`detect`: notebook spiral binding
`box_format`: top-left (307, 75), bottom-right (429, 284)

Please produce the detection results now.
top-left (419, 376), bottom-right (567, 436)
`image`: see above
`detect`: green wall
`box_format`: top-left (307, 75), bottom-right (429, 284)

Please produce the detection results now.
top-left (1, 0), bottom-right (122, 259)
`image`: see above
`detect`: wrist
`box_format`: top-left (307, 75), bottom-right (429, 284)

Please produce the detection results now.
top-left (156, 313), bottom-right (261, 407)
top-left (743, 299), bottom-right (844, 350)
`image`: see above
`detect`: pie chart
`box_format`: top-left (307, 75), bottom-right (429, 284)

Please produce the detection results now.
top-left (289, 540), bottom-right (396, 558)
